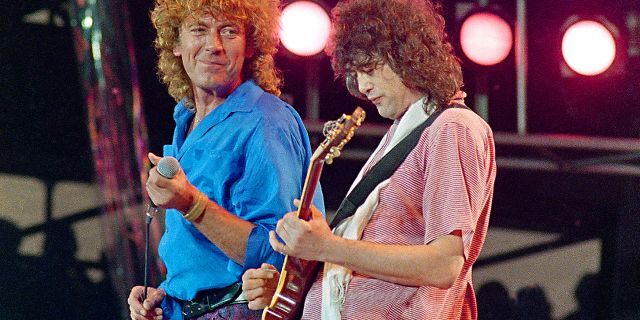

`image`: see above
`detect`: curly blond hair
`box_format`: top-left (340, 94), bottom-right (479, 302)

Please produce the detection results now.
top-left (151, 0), bottom-right (282, 107)
top-left (326, 0), bottom-right (463, 107)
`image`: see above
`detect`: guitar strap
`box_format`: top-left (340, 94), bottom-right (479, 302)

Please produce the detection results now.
top-left (328, 104), bottom-right (468, 229)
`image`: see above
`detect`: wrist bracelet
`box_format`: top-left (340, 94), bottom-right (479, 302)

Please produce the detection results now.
top-left (183, 191), bottom-right (207, 222)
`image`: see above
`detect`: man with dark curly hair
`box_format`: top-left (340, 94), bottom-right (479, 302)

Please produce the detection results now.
top-left (242, 0), bottom-right (496, 319)
top-left (126, 0), bottom-right (324, 319)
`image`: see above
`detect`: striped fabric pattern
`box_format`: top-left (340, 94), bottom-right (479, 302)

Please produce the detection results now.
top-left (302, 108), bottom-right (496, 320)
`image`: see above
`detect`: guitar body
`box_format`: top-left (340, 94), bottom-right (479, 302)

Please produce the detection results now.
top-left (262, 107), bottom-right (365, 320)
top-left (262, 257), bottom-right (321, 319)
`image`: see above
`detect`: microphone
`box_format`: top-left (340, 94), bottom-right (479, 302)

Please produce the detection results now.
top-left (345, 73), bottom-right (367, 100)
top-left (147, 156), bottom-right (181, 213)
top-left (144, 156), bottom-right (180, 299)
top-left (157, 156), bottom-right (180, 179)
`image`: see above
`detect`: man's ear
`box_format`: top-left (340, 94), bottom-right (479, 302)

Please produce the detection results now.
top-left (173, 28), bottom-right (183, 56)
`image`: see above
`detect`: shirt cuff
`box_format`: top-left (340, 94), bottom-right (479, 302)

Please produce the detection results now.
top-left (237, 224), bottom-right (284, 272)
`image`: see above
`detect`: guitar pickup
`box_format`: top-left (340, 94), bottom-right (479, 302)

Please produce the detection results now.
top-left (286, 282), bottom-right (300, 293)
top-left (275, 301), bottom-right (293, 314)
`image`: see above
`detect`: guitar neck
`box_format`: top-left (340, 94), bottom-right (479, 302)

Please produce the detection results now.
top-left (296, 159), bottom-right (324, 221)
top-left (263, 107), bottom-right (365, 320)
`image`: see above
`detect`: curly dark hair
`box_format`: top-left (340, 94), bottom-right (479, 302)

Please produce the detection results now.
top-left (326, 0), bottom-right (463, 107)
top-left (151, 0), bottom-right (282, 107)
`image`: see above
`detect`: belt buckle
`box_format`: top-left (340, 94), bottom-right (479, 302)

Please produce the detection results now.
top-left (182, 298), bottom-right (210, 319)
top-left (181, 283), bottom-right (241, 319)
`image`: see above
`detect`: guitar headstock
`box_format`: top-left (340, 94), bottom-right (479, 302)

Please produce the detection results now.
top-left (317, 107), bottom-right (365, 165)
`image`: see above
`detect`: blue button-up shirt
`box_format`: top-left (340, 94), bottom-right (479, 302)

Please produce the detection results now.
top-left (158, 80), bottom-right (324, 318)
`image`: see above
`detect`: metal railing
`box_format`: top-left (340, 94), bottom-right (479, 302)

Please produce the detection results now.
top-left (305, 120), bottom-right (640, 177)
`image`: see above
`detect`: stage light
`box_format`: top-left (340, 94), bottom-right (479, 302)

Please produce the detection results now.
top-left (561, 20), bottom-right (617, 76)
top-left (279, 1), bottom-right (331, 57)
top-left (459, 11), bottom-right (513, 66)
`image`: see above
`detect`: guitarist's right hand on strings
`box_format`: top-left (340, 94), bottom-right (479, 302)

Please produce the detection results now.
top-left (241, 263), bottom-right (280, 310)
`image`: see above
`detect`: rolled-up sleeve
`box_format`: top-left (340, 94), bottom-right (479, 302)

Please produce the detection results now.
top-left (241, 223), bottom-right (285, 270)
top-left (231, 115), bottom-right (316, 271)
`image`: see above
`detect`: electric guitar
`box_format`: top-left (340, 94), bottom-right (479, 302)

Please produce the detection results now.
top-left (263, 107), bottom-right (365, 320)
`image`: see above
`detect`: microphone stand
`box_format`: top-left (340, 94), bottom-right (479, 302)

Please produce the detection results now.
top-left (142, 156), bottom-right (179, 300)
top-left (144, 204), bottom-right (159, 300)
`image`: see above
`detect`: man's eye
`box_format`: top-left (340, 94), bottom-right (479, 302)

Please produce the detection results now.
top-left (220, 27), bottom-right (239, 38)
top-left (190, 27), bottom-right (206, 33)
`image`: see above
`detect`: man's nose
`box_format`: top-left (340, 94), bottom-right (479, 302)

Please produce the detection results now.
top-left (357, 73), bottom-right (372, 96)
top-left (205, 31), bottom-right (223, 52)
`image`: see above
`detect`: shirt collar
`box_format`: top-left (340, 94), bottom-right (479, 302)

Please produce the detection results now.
top-left (173, 79), bottom-right (263, 124)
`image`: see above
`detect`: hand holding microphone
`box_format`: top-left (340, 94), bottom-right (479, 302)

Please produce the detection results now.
top-left (146, 153), bottom-right (199, 213)
top-left (146, 155), bottom-right (180, 217)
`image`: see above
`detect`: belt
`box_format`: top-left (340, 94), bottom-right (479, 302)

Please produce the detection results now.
top-left (179, 282), bottom-right (245, 319)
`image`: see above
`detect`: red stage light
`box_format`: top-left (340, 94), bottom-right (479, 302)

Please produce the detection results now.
top-left (279, 1), bottom-right (331, 57)
top-left (459, 11), bottom-right (513, 66)
top-left (561, 20), bottom-right (616, 76)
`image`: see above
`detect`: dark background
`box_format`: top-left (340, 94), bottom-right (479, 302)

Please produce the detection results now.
top-left (1, 0), bottom-right (639, 319)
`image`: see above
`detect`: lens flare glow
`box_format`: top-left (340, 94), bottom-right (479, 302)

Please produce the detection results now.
top-left (460, 12), bottom-right (513, 66)
top-left (562, 20), bottom-right (616, 76)
top-left (280, 1), bottom-right (331, 56)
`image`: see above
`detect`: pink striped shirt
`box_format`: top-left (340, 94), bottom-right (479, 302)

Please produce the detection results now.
top-left (302, 107), bottom-right (496, 319)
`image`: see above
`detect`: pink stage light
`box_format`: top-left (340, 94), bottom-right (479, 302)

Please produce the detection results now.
top-left (460, 12), bottom-right (513, 66)
top-left (562, 20), bottom-right (616, 76)
top-left (280, 1), bottom-right (331, 57)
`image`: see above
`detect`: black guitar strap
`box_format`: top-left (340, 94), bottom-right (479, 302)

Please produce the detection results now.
top-left (328, 104), bottom-right (468, 229)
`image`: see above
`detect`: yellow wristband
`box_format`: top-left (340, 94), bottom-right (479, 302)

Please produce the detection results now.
top-left (183, 191), bottom-right (207, 222)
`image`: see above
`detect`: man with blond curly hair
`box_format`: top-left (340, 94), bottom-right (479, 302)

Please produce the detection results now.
top-left (242, 0), bottom-right (495, 319)
top-left (127, 0), bottom-right (324, 319)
